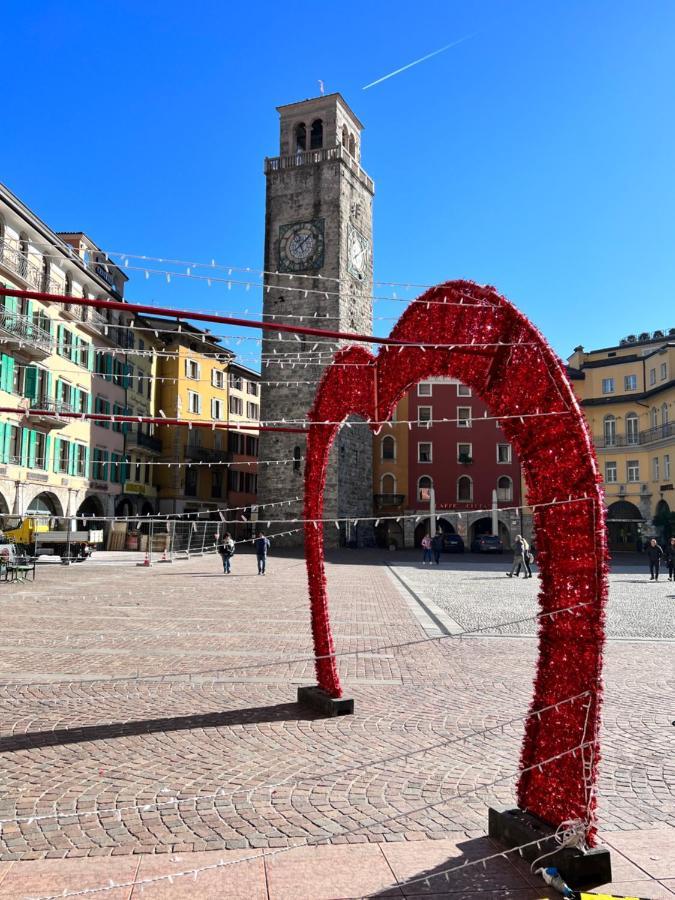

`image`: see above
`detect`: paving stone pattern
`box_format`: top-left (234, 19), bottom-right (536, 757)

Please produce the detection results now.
top-left (0, 550), bottom-right (672, 867)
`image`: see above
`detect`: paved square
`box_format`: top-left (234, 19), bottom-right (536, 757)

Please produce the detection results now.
top-left (0, 549), bottom-right (673, 896)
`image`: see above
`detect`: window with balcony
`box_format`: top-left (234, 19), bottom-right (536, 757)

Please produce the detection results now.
top-left (212, 369), bottom-right (225, 389)
top-left (497, 475), bottom-right (513, 501)
top-left (418, 442), bottom-right (432, 463)
top-left (605, 461), bottom-right (617, 483)
top-left (187, 390), bottom-right (201, 414)
top-left (497, 443), bottom-right (512, 463)
top-left (211, 398), bottom-right (225, 420)
top-left (627, 460), bottom-right (640, 482)
top-left (418, 405), bottom-right (432, 426)
top-left (601, 377), bottom-right (615, 394)
top-left (381, 473), bottom-right (397, 494)
top-left (417, 382), bottom-right (432, 396)
top-left (653, 457), bottom-right (660, 481)
top-left (662, 403), bottom-right (669, 426)
top-left (457, 406), bottom-right (472, 428)
top-left (229, 395), bottom-right (243, 415)
top-left (624, 374), bottom-right (637, 391)
top-left (651, 407), bottom-right (659, 428)
top-left (185, 358), bottom-right (200, 380)
top-left (625, 412), bottom-right (639, 444)
top-left (457, 475), bottom-right (473, 501)
top-left (247, 402), bottom-right (259, 420)
top-left (603, 415), bottom-right (617, 447)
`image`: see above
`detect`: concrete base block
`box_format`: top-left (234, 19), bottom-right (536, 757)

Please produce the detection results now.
top-left (488, 807), bottom-right (612, 889)
top-left (297, 685), bottom-right (354, 717)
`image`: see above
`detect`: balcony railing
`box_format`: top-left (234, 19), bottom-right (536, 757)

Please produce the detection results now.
top-left (0, 305), bottom-right (53, 354)
top-left (373, 493), bottom-right (406, 509)
top-left (264, 144), bottom-right (374, 193)
top-left (27, 399), bottom-right (76, 428)
top-left (595, 422), bottom-right (674, 449)
top-left (127, 430), bottom-right (163, 454)
top-left (638, 422), bottom-right (675, 444)
top-left (184, 445), bottom-right (233, 463)
top-left (0, 239), bottom-right (43, 290)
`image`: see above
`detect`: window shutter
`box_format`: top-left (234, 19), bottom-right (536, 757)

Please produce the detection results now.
top-left (24, 367), bottom-right (38, 404)
top-left (53, 438), bottom-right (61, 472)
top-left (20, 428), bottom-right (30, 466)
top-left (72, 388), bottom-right (80, 413)
top-left (57, 325), bottom-right (64, 357)
top-left (68, 441), bottom-right (76, 476)
top-left (197, 395), bottom-right (202, 414)
top-left (0, 423), bottom-right (6, 464)
top-left (84, 445), bottom-right (90, 478)
top-left (87, 345), bottom-right (94, 371)
top-left (105, 354), bottom-right (113, 381)
top-left (44, 434), bottom-right (52, 471)
top-left (1, 354), bottom-right (15, 393)
top-left (45, 371), bottom-right (53, 403)
top-left (102, 450), bottom-right (109, 481)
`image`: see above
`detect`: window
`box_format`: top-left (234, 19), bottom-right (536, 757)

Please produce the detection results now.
top-left (664, 454), bottom-right (671, 479)
top-left (649, 368), bottom-right (656, 386)
top-left (9, 426), bottom-right (21, 464)
top-left (418, 442), bottom-right (432, 463)
top-left (627, 460), bottom-right (640, 482)
top-left (310, 118), bottom-right (323, 150)
top-left (660, 362), bottom-right (667, 380)
top-left (79, 342), bottom-right (90, 369)
top-left (185, 468), bottom-right (198, 496)
top-left (457, 407), bottom-right (472, 428)
top-left (457, 384), bottom-right (472, 396)
top-left (211, 469), bottom-right (223, 499)
top-left (418, 406), bottom-right (432, 425)
top-left (497, 443), bottom-right (512, 463)
top-left (605, 461), bottom-right (617, 483)
top-left (418, 475), bottom-right (432, 501)
top-left (247, 381), bottom-right (259, 396)
top-left (457, 475), bottom-right (472, 501)
top-left (625, 412), bottom-right (639, 445)
top-left (57, 440), bottom-right (70, 473)
top-left (417, 382), bottom-right (432, 396)
top-left (75, 444), bottom-right (87, 477)
top-left (229, 395), bottom-right (243, 415)
top-left (229, 372), bottom-right (243, 390)
top-left (212, 369), bottom-right (225, 389)
top-left (457, 442), bottom-right (472, 462)
top-left (601, 377), bottom-right (615, 394)
top-left (603, 415), bottom-right (616, 447)
top-left (293, 446), bottom-right (302, 473)
top-left (185, 359), bottom-right (200, 380)
top-left (187, 390), bottom-right (201, 414)
top-left (60, 328), bottom-right (73, 359)
top-left (662, 403), bottom-right (668, 426)
top-left (653, 457), bottom-right (660, 481)
top-left (497, 475), bottom-right (512, 501)
top-left (246, 401), bottom-right (259, 419)
top-left (381, 473), bottom-right (396, 494)
top-left (94, 396), bottom-right (110, 427)
top-left (34, 432), bottom-right (46, 470)
top-left (651, 407), bottom-right (659, 429)
top-left (92, 448), bottom-right (107, 481)
top-left (382, 436), bottom-right (395, 460)
top-left (112, 403), bottom-right (125, 433)
top-left (295, 122), bottom-right (307, 152)
top-left (134, 458), bottom-right (142, 482)
top-left (624, 374), bottom-right (637, 391)
top-left (211, 398), bottom-right (224, 420)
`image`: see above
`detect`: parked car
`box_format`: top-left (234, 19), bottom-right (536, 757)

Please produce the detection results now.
top-left (441, 533), bottom-right (465, 553)
top-left (470, 535), bottom-right (504, 553)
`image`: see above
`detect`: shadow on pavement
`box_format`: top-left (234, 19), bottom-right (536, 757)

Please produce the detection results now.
top-left (0, 702), bottom-right (319, 753)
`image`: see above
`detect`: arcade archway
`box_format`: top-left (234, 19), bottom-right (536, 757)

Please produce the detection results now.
top-left (606, 500), bottom-right (643, 551)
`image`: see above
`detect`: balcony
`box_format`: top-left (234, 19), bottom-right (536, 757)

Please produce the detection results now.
top-left (184, 445), bottom-right (233, 463)
top-left (0, 306), bottom-right (53, 360)
top-left (0, 240), bottom-right (44, 290)
top-left (74, 303), bottom-right (109, 337)
top-left (264, 144), bottom-right (374, 194)
top-left (639, 422), bottom-right (675, 445)
top-left (26, 399), bottom-right (74, 429)
top-left (373, 493), bottom-right (406, 510)
top-left (127, 430), bottom-right (163, 455)
top-left (595, 421), bottom-right (675, 450)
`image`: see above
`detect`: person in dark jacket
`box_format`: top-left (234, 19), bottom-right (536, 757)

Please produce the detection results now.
top-left (646, 538), bottom-right (664, 581)
top-left (431, 533), bottom-right (443, 565)
top-left (255, 531), bottom-right (271, 575)
top-left (666, 537), bottom-right (675, 582)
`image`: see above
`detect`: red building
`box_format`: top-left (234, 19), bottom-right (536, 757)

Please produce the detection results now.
top-left (373, 378), bottom-right (522, 549)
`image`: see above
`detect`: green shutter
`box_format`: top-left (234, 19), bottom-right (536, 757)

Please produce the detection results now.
top-left (110, 453), bottom-right (118, 483)
top-left (68, 441), bottom-right (76, 476)
top-left (21, 428), bottom-right (30, 466)
top-left (45, 370), bottom-right (53, 402)
top-left (87, 392), bottom-right (93, 414)
top-left (87, 344), bottom-right (94, 371)
top-left (44, 434), bottom-right (52, 471)
top-left (57, 325), bottom-right (64, 357)
top-left (102, 450), bottom-right (109, 481)
top-left (24, 367), bottom-right (38, 403)
top-left (70, 334), bottom-right (78, 363)
top-left (72, 388), bottom-right (80, 414)
top-left (53, 438), bottom-right (61, 472)
top-left (1, 354), bottom-right (15, 393)
top-left (28, 430), bottom-right (37, 468)
top-left (84, 445), bottom-right (90, 478)
top-left (0, 423), bottom-right (6, 464)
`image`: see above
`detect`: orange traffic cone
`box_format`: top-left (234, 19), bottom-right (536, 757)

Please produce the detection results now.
top-left (143, 550), bottom-right (151, 567)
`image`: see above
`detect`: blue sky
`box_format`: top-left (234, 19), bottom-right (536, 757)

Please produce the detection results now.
top-left (2, 0), bottom-right (674, 364)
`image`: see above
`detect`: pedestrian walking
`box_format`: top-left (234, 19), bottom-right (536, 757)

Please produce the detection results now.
top-left (218, 532), bottom-right (235, 574)
top-left (507, 534), bottom-right (527, 578)
top-left (646, 538), bottom-right (664, 581)
top-left (421, 533), bottom-right (433, 565)
top-left (666, 537), bottom-right (675, 581)
top-left (514, 537), bottom-right (534, 578)
top-left (255, 530), bottom-right (271, 575)
top-left (431, 532), bottom-right (443, 565)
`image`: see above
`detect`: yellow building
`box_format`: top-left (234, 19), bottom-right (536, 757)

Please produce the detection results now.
top-left (568, 331), bottom-right (675, 550)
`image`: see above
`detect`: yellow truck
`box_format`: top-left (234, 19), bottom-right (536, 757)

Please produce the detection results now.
top-left (0, 516), bottom-right (103, 562)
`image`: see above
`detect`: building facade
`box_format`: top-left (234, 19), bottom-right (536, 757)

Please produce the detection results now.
top-left (568, 331), bottom-right (675, 550)
top-left (373, 378), bottom-right (522, 549)
top-left (0, 184), bottom-right (128, 530)
top-left (257, 93), bottom-right (375, 546)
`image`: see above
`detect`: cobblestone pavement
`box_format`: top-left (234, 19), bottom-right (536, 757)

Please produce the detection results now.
top-left (0, 548), bottom-right (672, 881)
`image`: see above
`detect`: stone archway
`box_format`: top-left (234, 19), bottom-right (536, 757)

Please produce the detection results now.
top-left (0, 490), bottom-right (10, 517)
top-left (606, 500), bottom-right (643, 551)
top-left (26, 491), bottom-right (64, 518)
top-left (469, 516), bottom-right (511, 549)
top-left (304, 280), bottom-right (608, 838)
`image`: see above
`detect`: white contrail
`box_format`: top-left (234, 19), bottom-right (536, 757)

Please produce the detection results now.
top-left (362, 34), bottom-right (475, 90)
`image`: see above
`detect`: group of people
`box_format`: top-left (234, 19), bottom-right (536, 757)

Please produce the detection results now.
top-left (645, 536), bottom-right (675, 581)
top-left (217, 531), bottom-right (271, 575)
top-left (506, 534), bottom-right (534, 578)
top-left (420, 532), bottom-right (444, 565)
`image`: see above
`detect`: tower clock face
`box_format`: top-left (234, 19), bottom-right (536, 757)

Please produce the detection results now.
top-left (278, 219), bottom-right (325, 273)
top-left (347, 225), bottom-right (370, 281)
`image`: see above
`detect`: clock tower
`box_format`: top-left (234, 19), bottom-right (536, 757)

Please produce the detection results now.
top-left (257, 93), bottom-right (375, 546)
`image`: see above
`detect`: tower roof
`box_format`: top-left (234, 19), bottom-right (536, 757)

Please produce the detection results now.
top-left (276, 93), bottom-right (365, 130)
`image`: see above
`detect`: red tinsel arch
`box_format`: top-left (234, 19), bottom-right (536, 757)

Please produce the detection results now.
top-left (304, 280), bottom-right (607, 840)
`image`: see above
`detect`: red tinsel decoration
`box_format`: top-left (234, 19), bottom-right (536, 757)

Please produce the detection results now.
top-left (304, 280), bottom-right (608, 843)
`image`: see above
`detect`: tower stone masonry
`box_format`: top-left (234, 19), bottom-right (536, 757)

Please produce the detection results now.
top-left (257, 94), bottom-right (375, 546)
